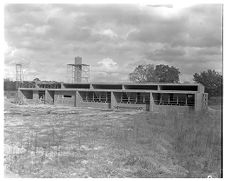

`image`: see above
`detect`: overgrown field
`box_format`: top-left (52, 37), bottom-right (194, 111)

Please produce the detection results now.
top-left (4, 101), bottom-right (222, 178)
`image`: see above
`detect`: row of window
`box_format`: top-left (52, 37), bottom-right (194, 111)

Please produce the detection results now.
top-left (22, 90), bottom-right (196, 107)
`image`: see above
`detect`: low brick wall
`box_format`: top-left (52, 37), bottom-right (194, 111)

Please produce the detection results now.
top-left (77, 101), bottom-right (110, 109)
top-left (152, 105), bottom-right (192, 113)
top-left (113, 103), bottom-right (148, 110)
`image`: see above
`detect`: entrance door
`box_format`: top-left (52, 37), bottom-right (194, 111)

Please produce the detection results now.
top-left (38, 90), bottom-right (45, 104)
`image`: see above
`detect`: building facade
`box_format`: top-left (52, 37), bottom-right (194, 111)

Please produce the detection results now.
top-left (18, 82), bottom-right (208, 111)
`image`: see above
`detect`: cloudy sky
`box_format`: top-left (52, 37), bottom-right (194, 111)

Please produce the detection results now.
top-left (4, 4), bottom-right (222, 83)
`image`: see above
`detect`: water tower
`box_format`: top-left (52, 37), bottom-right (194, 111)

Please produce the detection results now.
top-left (67, 56), bottom-right (90, 83)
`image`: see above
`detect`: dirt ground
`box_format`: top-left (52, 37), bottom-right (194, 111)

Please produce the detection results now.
top-left (4, 100), bottom-right (222, 178)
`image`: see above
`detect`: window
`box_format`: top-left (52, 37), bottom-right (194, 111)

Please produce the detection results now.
top-left (63, 95), bottom-right (72, 98)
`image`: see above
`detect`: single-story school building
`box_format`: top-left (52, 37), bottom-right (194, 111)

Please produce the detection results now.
top-left (18, 82), bottom-right (208, 111)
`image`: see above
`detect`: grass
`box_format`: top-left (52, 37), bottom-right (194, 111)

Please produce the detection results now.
top-left (172, 110), bottom-right (222, 177)
top-left (208, 96), bottom-right (222, 110)
top-left (4, 100), bottom-right (222, 178)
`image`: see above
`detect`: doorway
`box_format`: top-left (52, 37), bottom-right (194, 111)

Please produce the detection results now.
top-left (38, 90), bottom-right (45, 104)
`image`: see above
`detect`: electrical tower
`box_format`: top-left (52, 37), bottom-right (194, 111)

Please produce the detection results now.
top-left (16, 64), bottom-right (23, 88)
top-left (67, 57), bottom-right (90, 83)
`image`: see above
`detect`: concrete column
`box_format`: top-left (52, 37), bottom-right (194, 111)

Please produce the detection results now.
top-left (45, 90), bottom-right (54, 104)
top-left (149, 92), bottom-right (154, 112)
top-left (17, 89), bottom-right (24, 103)
top-left (33, 90), bottom-right (39, 104)
top-left (74, 91), bottom-right (77, 107)
top-left (76, 91), bottom-right (82, 107)
top-left (110, 91), bottom-right (117, 109)
top-left (195, 93), bottom-right (202, 111)
top-left (85, 92), bottom-right (88, 101)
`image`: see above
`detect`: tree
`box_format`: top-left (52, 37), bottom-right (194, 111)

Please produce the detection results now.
top-left (129, 64), bottom-right (180, 83)
top-left (4, 79), bottom-right (16, 91)
top-left (155, 64), bottom-right (180, 83)
top-left (193, 69), bottom-right (222, 97)
top-left (33, 78), bottom-right (40, 82)
top-left (129, 64), bottom-right (158, 83)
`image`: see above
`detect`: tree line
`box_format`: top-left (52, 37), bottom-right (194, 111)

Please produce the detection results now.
top-left (129, 64), bottom-right (222, 98)
top-left (4, 65), bottom-right (222, 98)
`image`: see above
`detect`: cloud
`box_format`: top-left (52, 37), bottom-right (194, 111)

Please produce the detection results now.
top-left (99, 29), bottom-right (118, 39)
top-left (4, 4), bottom-right (223, 83)
top-left (90, 57), bottom-right (134, 82)
top-left (127, 4), bottom-right (222, 48)
top-left (97, 58), bottom-right (118, 72)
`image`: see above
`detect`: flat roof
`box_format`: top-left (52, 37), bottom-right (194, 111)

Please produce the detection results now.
top-left (19, 88), bottom-right (197, 94)
top-left (63, 82), bottom-right (201, 86)
top-left (67, 64), bottom-right (90, 66)
top-left (19, 82), bottom-right (204, 93)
